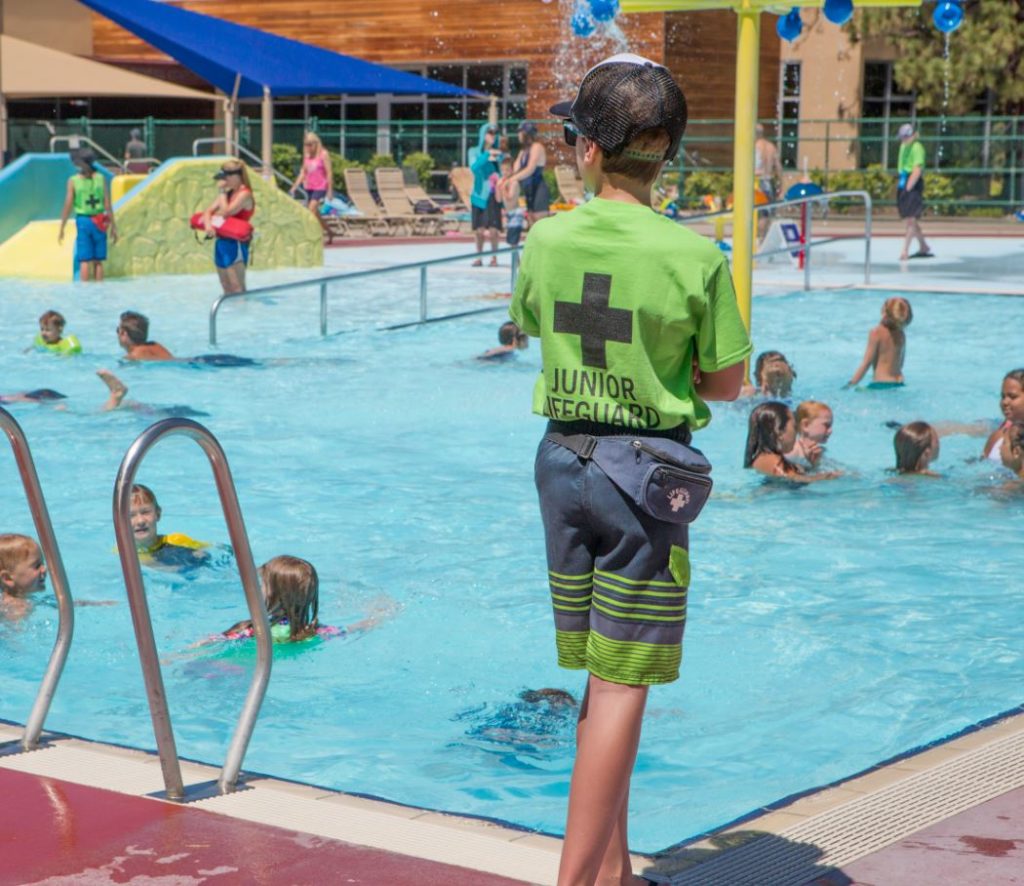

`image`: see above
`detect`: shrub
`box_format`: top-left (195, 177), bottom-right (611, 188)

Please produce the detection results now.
top-left (924, 172), bottom-right (961, 215)
top-left (543, 168), bottom-right (558, 204)
top-left (402, 152), bottom-right (436, 189)
top-left (364, 153), bottom-right (397, 176)
top-left (271, 143), bottom-right (301, 189)
top-left (682, 170), bottom-right (733, 202)
top-left (965, 206), bottom-right (1007, 218)
top-left (327, 152), bottom-right (363, 196)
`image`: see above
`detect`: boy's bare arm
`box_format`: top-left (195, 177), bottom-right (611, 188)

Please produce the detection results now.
top-left (695, 361), bottom-right (744, 401)
top-left (848, 328), bottom-right (880, 386)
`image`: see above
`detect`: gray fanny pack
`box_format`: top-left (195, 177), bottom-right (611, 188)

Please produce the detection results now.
top-left (546, 432), bottom-right (713, 524)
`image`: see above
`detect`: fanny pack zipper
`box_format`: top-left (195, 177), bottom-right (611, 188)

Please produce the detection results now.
top-left (631, 439), bottom-right (712, 474)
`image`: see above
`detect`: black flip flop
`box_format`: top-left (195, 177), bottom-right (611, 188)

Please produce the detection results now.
top-left (908, 250), bottom-right (934, 259)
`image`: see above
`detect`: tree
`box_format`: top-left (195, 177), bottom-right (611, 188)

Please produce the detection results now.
top-left (847, 1), bottom-right (1024, 115)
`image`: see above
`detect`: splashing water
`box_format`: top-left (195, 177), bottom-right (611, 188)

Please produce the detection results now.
top-left (552, 0), bottom-right (631, 101)
top-left (937, 31), bottom-right (952, 169)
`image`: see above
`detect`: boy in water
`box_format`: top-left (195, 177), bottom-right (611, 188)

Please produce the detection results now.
top-left (58, 149), bottom-right (117, 282)
top-left (33, 310), bottom-right (82, 356)
top-left (478, 321), bottom-right (529, 361)
top-left (128, 484), bottom-right (210, 571)
top-left (0, 534), bottom-right (47, 620)
top-left (847, 297), bottom-right (912, 389)
top-left (511, 54), bottom-right (749, 885)
top-left (117, 311), bottom-right (174, 361)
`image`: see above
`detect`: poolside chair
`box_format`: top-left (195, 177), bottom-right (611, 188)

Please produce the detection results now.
top-left (342, 169), bottom-right (410, 237)
top-left (379, 167), bottom-right (461, 235)
top-left (555, 165), bottom-right (586, 205)
top-left (374, 167), bottom-right (443, 236)
top-left (449, 166), bottom-right (474, 211)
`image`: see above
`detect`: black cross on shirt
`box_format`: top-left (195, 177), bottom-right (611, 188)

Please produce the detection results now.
top-left (553, 273), bottom-right (632, 370)
top-left (85, 192), bottom-right (102, 211)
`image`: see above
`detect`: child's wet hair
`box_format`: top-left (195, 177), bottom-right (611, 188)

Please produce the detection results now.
top-left (39, 310), bottom-right (65, 330)
top-left (893, 421), bottom-right (935, 473)
top-left (744, 401), bottom-right (793, 467)
top-left (1004, 368), bottom-right (1024, 387)
top-left (882, 297), bottom-right (913, 330)
top-left (795, 400), bottom-right (831, 428)
top-left (1006, 421), bottom-right (1024, 456)
top-left (0, 534), bottom-right (38, 574)
top-left (498, 321), bottom-right (521, 345)
top-left (119, 311), bottom-right (150, 345)
top-left (753, 351), bottom-right (795, 388)
top-left (260, 555), bottom-right (319, 642)
top-left (130, 484), bottom-right (159, 508)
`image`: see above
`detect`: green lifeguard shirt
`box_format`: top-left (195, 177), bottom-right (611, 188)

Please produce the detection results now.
top-left (71, 174), bottom-right (105, 216)
top-left (898, 141), bottom-right (926, 174)
top-left (509, 197), bottom-right (752, 431)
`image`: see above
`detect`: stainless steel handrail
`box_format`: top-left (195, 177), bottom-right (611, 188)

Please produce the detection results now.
top-left (192, 137), bottom-right (305, 197)
top-left (49, 135), bottom-right (125, 173)
top-left (113, 419), bottom-right (271, 800)
top-left (0, 408), bottom-right (74, 752)
top-left (677, 189), bottom-right (873, 289)
top-left (209, 245), bottom-right (523, 345)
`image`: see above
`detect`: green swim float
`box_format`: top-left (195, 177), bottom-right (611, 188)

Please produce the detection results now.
top-left (33, 333), bottom-right (82, 356)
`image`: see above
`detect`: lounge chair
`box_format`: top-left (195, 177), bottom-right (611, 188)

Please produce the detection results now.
top-left (554, 165), bottom-right (586, 204)
top-left (449, 166), bottom-right (474, 211)
top-left (342, 169), bottom-right (410, 237)
top-left (379, 167), bottom-right (461, 235)
top-left (373, 167), bottom-right (443, 236)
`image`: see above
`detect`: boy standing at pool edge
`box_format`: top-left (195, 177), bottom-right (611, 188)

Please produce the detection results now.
top-left (510, 55), bottom-right (750, 886)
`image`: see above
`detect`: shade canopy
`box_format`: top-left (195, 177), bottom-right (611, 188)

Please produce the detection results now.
top-left (0, 34), bottom-right (216, 101)
top-left (77, 0), bottom-right (477, 99)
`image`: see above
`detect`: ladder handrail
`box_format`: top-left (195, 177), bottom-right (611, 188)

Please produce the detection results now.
top-left (192, 137), bottom-right (305, 196)
top-left (49, 135), bottom-right (126, 173)
top-left (112, 418), bottom-right (271, 800)
top-left (208, 245), bottom-right (522, 345)
top-left (0, 408), bottom-right (74, 752)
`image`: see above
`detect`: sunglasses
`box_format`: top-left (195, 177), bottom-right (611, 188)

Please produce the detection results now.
top-left (563, 121), bottom-right (582, 147)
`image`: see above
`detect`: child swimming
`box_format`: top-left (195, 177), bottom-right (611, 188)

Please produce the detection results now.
top-left (785, 400), bottom-right (833, 468)
top-left (478, 321), bottom-right (529, 361)
top-left (744, 402), bottom-right (838, 482)
top-left (218, 555), bottom-right (391, 643)
top-left (128, 484), bottom-right (210, 571)
top-left (983, 369), bottom-right (1024, 463)
top-left (847, 297), bottom-right (912, 389)
top-left (117, 311), bottom-right (174, 362)
top-left (893, 421), bottom-right (940, 476)
top-left (32, 310), bottom-right (81, 356)
top-left (740, 350), bottom-right (796, 399)
top-left (0, 533), bottom-right (47, 621)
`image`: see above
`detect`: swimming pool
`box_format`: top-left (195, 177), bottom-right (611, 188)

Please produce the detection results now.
top-left (1, 269), bottom-right (1021, 853)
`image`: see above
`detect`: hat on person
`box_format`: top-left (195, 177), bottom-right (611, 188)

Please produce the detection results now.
top-left (213, 161), bottom-right (244, 180)
top-left (518, 121), bottom-right (538, 136)
top-left (550, 53), bottom-right (688, 161)
top-left (897, 123), bottom-right (915, 139)
top-left (74, 148), bottom-right (97, 170)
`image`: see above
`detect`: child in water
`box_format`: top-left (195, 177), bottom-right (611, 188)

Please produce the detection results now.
top-left (478, 321), bottom-right (529, 360)
top-left (129, 484), bottom-right (210, 571)
top-left (0, 534), bottom-right (47, 621)
top-left (785, 400), bottom-right (833, 468)
top-left (1001, 421), bottom-right (1024, 478)
top-left (847, 297), bottom-right (912, 389)
top-left (744, 402), bottom-right (838, 481)
top-left (893, 421), bottom-right (940, 476)
top-left (983, 369), bottom-right (1024, 463)
top-left (219, 555), bottom-right (391, 643)
top-left (32, 310), bottom-right (81, 356)
top-left (740, 350), bottom-right (796, 399)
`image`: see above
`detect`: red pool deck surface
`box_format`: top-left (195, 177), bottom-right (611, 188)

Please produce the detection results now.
top-left (0, 768), bottom-right (530, 886)
top-left (810, 785), bottom-right (1024, 886)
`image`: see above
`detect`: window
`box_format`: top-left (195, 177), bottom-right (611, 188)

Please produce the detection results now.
top-left (861, 61), bottom-right (915, 167)
top-left (779, 62), bottom-right (801, 170)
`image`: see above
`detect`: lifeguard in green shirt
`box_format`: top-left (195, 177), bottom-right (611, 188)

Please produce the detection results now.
top-left (58, 149), bottom-right (118, 282)
top-left (896, 123), bottom-right (933, 261)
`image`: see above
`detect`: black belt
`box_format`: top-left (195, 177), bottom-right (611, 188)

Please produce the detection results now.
top-left (545, 419), bottom-right (691, 445)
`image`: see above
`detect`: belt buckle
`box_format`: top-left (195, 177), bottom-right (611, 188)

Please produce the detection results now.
top-left (577, 435), bottom-right (598, 460)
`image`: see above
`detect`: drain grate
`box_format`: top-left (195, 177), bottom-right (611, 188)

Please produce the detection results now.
top-left (670, 729), bottom-right (1024, 886)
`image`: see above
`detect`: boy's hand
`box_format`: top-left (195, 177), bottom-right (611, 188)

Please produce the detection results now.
top-left (57, 226), bottom-right (65, 244)
top-left (804, 441), bottom-right (823, 465)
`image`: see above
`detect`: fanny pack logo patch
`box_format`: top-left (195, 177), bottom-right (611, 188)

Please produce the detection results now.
top-left (668, 487), bottom-right (691, 512)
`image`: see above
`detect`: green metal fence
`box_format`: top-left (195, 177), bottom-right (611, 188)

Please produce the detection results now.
top-left (8, 113), bottom-right (1022, 211)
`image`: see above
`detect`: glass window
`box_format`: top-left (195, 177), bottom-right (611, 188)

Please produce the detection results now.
top-left (779, 62), bottom-right (800, 170)
top-left (427, 65), bottom-right (465, 87)
top-left (508, 67), bottom-right (528, 95)
top-left (466, 65), bottom-right (504, 95)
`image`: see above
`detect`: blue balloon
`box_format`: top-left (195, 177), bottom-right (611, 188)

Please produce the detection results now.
top-left (589, 0), bottom-right (619, 23)
top-left (571, 7), bottom-right (596, 37)
top-left (823, 0), bottom-right (854, 25)
top-left (933, 1), bottom-right (964, 33)
top-left (776, 9), bottom-right (802, 43)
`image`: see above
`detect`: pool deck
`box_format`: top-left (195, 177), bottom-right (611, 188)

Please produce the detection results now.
top-left (4, 706), bottom-right (1024, 885)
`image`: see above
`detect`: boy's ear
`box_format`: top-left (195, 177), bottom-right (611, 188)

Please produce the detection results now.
top-left (0, 570), bottom-right (14, 591)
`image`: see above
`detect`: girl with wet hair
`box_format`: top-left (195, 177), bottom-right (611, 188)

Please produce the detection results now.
top-left (745, 402), bottom-right (839, 481)
top-left (892, 421), bottom-right (940, 476)
top-left (983, 369), bottom-right (1024, 463)
top-left (225, 555), bottom-right (322, 642)
top-left (741, 351), bottom-right (796, 398)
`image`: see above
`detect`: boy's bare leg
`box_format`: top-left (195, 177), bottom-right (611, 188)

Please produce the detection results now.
top-left (558, 675), bottom-right (649, 886)
top-left (94, 261), bottom-right (104, 283)
top-left (79, 261), bottom-right (91, 282)
top-left (489, 228), bottom-right (500, 265)
top-left (96, 369), bottom-right (128, 411)
top-left (900, 221), bottom-right (913, 260)
top-left (911, 219), bottom-right (930, 255)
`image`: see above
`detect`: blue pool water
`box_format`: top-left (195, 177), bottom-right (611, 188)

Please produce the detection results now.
top-left (1, 269), bottom-right (1021, 853)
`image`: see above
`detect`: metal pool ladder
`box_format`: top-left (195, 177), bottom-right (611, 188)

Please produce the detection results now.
top-left (113, 418), bottom-right (272, 800)
top-left (0, 407), bottom-right (74, 752)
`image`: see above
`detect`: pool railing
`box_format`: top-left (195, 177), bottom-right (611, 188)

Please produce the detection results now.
top-left (208, 245), bottom-right (522, 346)
top-left (0, 408), bottom-right (75, 754)
top-left (112, 418), bottom-right (272, 800)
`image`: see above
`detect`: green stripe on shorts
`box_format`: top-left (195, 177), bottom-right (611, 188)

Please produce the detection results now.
top-left (586, 631), bottom-right (682, 686)
top-left (555, 629), bottom-right (589, 670)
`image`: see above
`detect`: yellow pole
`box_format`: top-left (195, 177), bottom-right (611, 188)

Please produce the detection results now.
top-left (731, 1), bottom-right (759, 339)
